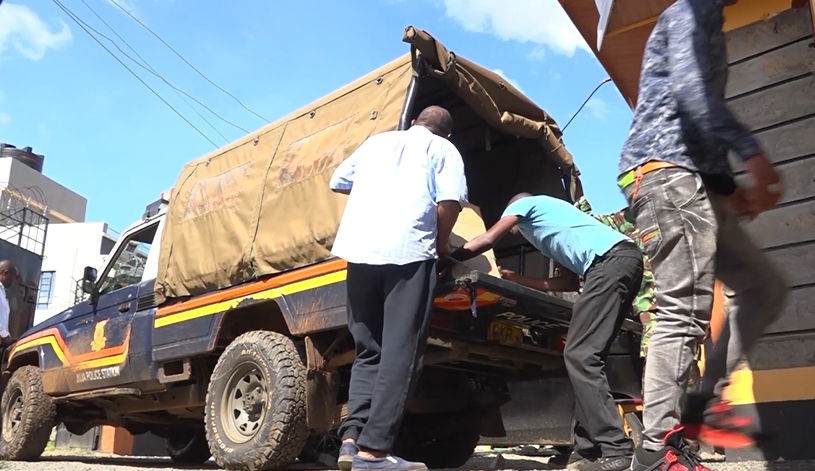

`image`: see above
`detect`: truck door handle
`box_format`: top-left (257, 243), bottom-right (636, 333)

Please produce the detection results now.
top-left (118, 304), bottom-right (131, 313)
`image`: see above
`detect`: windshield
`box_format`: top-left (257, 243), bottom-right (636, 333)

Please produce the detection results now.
top-left (98, 223), bottom-right (158, 294)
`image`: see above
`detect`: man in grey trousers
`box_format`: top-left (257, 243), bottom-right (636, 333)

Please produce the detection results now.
top-left (617, 0), bottom-right (789, 470)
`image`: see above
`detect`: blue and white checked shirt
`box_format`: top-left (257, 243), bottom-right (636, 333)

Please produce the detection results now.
top-left (330, 125), bottom-right (468, 265)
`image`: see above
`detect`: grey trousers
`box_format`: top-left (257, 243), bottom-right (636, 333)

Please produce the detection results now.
top-left (623, 167), bottom-right (789, 451)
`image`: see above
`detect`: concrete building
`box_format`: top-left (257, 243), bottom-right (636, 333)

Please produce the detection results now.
top-left (33, 222), bottom-right (118, 325)
top-left (1, 143), bottom-right (114, 327)
top-left (0, 143), bottom-right (87, 225)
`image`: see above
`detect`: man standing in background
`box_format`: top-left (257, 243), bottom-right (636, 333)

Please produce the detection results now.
top-left (329, 105), bottom-right (467, 471)
top-left (0, 260), bottom-right (20, 347)
top-left (617, 0), bottom-right (788, 470)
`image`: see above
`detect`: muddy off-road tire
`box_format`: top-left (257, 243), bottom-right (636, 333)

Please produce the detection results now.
top-left (0, 366), bottom-right (56, 461)
top-left (167, 427), bottom-right (212, 464)
top-left (394, 410), bottom-right (481, 469)
top-left (205, 331), bottom-right (308, 470)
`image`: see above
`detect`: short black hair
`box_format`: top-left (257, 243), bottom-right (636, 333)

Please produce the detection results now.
top-left (507, 192), bottom-right (532, 207)
top-left (414, 105), bottom-right (453, 136)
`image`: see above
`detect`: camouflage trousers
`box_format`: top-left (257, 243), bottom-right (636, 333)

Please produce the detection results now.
top-left (639, 310), bottom-right (700, 394)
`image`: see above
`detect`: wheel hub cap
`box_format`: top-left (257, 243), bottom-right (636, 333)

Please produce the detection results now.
top-left (2, 388), bottom-right (24, 442)
top-left (221, 363), bottom-right (269, 444)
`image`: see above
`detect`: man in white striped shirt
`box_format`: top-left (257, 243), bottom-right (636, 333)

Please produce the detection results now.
top-left (330, 106), bottom-right (468, 471)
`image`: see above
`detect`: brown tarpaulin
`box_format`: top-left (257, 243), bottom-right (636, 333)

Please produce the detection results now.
top-left (402, 26), bottom-right (583, 199)
top-left (154, 27), bottom-right (584, 305)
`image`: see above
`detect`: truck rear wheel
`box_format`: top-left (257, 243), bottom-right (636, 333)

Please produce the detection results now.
top-left (167, 427), bottom-right (212, 464)
top-left (205, 331), bottom-right (308, 470)
top-left (0, 366), bottom-right (56, 461)
top-left (394, 410), bottom-right (481, 469)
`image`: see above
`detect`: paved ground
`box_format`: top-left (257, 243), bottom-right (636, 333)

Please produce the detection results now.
top-left (0, 451), bottom-right (812, 471)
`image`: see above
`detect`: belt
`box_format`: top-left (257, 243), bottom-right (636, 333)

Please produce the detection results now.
top-left (617, 161), bottom-right (676, 200)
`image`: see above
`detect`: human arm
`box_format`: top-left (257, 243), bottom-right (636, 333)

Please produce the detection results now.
top-left (329, 142), bottom-right (366, 195)
top-left (0, 291), bottom-right (10, 344)
top-left (666, 2), bottom-right (762, 162)
top-left (433, 143), bottom-right (468, 256)
top-left (437, 202), bottom-right (460, 257)
top-left (666, 3), bottom-right (782, 209)
top-left (448, 215), bottom-right (519, 264)
top-left (498, 267), bottom-right (581, 293)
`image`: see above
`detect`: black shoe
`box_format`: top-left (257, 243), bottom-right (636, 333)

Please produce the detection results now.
top-left (631, 426), bottom-right (709, 471)
top-left (576, 455), bottom-right (632, 471)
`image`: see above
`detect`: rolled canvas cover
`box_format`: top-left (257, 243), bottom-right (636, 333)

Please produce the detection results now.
top-left (154, 28), bottom-right (583, 305)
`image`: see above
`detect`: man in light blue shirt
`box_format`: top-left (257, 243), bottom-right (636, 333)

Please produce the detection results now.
top-left (448, 193), bottom-right (643, 471)
top-left (329, 105), bottom-right (467, 471)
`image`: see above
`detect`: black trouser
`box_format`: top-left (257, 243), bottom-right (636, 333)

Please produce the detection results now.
top-left (566, 240), bottom-right (644, 458)
top-left (338, 260), bottom-right (437, 453)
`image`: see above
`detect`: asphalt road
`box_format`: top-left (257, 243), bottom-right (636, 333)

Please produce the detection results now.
top-left (0, 451), bottom-right (812, 471)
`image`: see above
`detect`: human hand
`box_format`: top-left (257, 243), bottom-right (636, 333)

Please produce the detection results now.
top-left (744, 154), bottom-right (782, 212)
top-left (0, 336), bottom-right (12, 347)
top-left (436, 258), bottom-right (453, 281)
top-left (498, 267), bottom-right (518, 282)
top-left (728, 186), bottom-right (759, 221)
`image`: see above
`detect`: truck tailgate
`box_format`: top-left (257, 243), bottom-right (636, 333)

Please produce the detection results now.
top-left (433, 270), bottom-right (640, 340)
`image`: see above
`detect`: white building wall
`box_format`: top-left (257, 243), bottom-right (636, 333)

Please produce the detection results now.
top-left (34, 223), bottom-right (117, 325)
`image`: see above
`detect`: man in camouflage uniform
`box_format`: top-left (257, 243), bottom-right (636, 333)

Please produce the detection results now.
top-left (574, 196), bottom-right (700, 392)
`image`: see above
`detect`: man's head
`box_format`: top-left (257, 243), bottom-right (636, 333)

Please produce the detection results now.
top-left (412, 106), bottom-right (454, 138)
top-left (0, 261), bottom-right (19, 288)
top-left (507, 192), bottom-right (532, 207)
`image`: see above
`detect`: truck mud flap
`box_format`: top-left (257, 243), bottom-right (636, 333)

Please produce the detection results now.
top-left (477, 377), bottom-right (576, 447)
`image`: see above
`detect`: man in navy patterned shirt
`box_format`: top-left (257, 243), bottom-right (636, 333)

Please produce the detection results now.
top-left (617, 1), bottom-right (789, 470)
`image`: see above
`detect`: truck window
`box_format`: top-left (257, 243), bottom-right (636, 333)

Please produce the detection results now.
top-left (98, 223), bottom-right (158, 295)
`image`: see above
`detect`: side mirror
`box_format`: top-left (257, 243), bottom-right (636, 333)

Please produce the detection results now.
top-left (81, 266), bottom-right (98, 295)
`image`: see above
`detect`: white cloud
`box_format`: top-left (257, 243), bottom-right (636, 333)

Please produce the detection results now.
top-left (586, 97), bottom-right (609, 121)
top-left (0, 4), bottom-right (72, 61)
top-left (0, 113), bottom-right (11, 125)
top-left (527, 46), bottom-right (546, 61)
top-left (440, 0), bottom-right (589, 57)
top-left (492, 69), bottom-right (523, 93)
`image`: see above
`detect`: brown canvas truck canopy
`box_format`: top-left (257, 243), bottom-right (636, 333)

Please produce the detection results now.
top-left (154, 26), bottom-right (586, 305)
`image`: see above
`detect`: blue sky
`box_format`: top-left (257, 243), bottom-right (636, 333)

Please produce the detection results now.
top-left (0, 0), bottom-right (632, 232)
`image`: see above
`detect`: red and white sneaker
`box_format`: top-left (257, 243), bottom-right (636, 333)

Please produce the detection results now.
top-left (630, 426), bottom-right (710, 471)
top-left (682, 392), bottom-right (769, 449)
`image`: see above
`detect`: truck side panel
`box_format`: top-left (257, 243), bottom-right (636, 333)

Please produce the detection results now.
top-left (151, 260), bottom-right (349, 362)
top-left (9, 315), bottom-right (134, 396)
